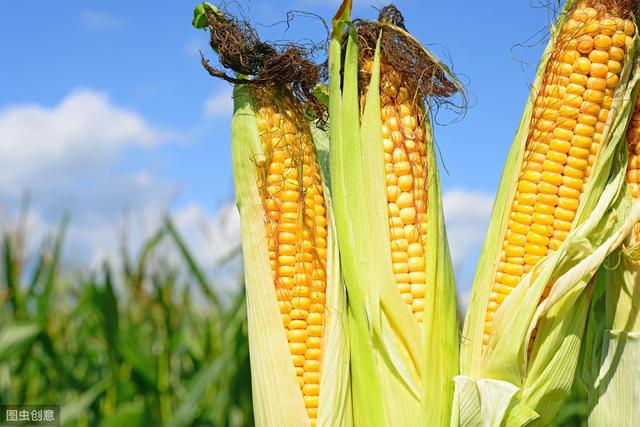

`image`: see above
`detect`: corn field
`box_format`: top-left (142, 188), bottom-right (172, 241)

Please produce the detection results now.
top-left (0, 214), bottom-right (252, 426)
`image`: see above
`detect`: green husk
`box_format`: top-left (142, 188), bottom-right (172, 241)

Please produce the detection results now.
top-left (587, 330), bottom-right (640, 426)
top-left (584, 54), bottom-right (640, 427)
top-left (329, 1), bottom-right (459, 425)
top-left (231, 85), bottom-right (351, 427)
top-left (310, 116), bottom-right (353, 427)
top-left (457, 1), bottom-right (640, 425)
top-left (585, 245), bottom-right (640, 426)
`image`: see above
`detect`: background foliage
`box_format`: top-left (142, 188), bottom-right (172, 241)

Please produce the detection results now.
top-left (0, 210), bottom-right (252, 426)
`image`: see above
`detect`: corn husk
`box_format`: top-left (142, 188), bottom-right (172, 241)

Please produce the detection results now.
top-left (329, 1), bottom-right (459, 425)
top-left (585, 248), bottom-right (640, 427)
top-left (231, 84), bottom-right (351, 427)
top-left (583, 56), bottom-right (640, 427)
top-left (457, 1), bottom-right (640, 425)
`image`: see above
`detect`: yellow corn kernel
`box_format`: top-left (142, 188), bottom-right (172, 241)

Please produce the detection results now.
top-left (482, 3), bottom-right (633, 351)
top-left (371, 61), bottom-right (430, 322)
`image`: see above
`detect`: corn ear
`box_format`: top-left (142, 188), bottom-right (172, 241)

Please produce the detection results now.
top-left (584, 246), bottom-right (640, 427)
top-left (329, 1), bottom-right (458, 425)
top-left (231, 84), bottom-right (351, 427)
top-left (458, 1), bottom-right (640, 425)
top-left (584, 56), bottom-right (640, 427)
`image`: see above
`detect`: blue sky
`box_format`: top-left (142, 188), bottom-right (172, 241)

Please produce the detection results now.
top-left (0, 0), bottom-right (554, 297)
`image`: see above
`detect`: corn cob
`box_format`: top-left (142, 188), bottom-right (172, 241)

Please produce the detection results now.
top-left (255, 93), bottom-right (327, 422)
top-left (361, 60), bottom-right (429, 322)
top-left (483, 2), bottom-right (636, 348)
top-left (194, 5), bottom-right (351, 426)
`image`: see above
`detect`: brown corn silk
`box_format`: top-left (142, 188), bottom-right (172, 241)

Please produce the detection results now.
top-left (254, 89), bottom-right (327, 423)
top-left (627, 94), bottom-right (640, 239)
top-left (360, 59), bottom-right (429, 322)
top-left (483, 0), bottom-right (637, 348)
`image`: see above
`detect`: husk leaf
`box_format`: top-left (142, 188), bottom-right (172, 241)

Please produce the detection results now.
top-left (329, 1), bottom-right (458, 425)
top-left (329, 2), bottom-right (387, 426)
top-left (310, 119), bottom-right (353, 427)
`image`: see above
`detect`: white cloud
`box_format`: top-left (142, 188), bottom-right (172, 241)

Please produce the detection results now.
top-left (442, 189), bottom-right (494, 267)
top-left (0, 89), bottom-right (180, 268)
top-left (458, 290), bottom-right (473, 313)
top-left (61, 172), bottom-right (175, 265)
top-left (0, 207), bottom-right (49, 257)
top-left (81, 10), bottom-right (122, 30)
top-left (172, 202), bottom-right (241, 268)
top-left (0, 89), bottom-right (169, 199)
top-left (203, 88), bottom-right (234, 118)
top-left (0, 88), bottom-right (244, 299)
top-left (441, 189), bottom-right (494, 314)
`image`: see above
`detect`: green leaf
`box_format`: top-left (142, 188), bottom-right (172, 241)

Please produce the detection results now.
top-left (37, 214), bottom-right (69, 325)
top-left (329, 9), bottom-right (388, 426)
top-left (61, 379), bottom-right (109, 426)
top-left (94, 266), bottom-right (119, 355)
top-left (167, 357), bottom-right (228, 427)
top-left (0, 323), bottom-right (40, 360)
top-left (588, 331), bottom-right (640, 426)
top-left (165, 217), bottom-right (220, 310)
top-left (422, 114), bottom-right (460, 427)
top-left (132, 227), bottom-right (166, 292)
top-left (312, 85), bottom-right (329, 108)
top-left (118, 325), bottom-right (157, 390)
top-left (99, 400), bottom-right (145, 427)
top-left (3, 232), bottom-right (24, 320)
top-left (192, 2), bottom-right (220, 29)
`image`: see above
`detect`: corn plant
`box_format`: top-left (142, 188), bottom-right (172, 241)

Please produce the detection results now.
top-left (0, 211), bottom-right (252, 427)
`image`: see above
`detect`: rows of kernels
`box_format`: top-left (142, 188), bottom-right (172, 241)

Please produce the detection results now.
top-left (483, 3), bottom-right (635, 347)
top-left (375, 61), bottom-right (429, 322)
top-left (627, 97), bottom-right (640, 240)
top-left (255, 98), bottom-right (327, 423)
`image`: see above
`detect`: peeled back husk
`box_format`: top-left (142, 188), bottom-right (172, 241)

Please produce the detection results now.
top-left (457, 1), bottom-right (640, 425)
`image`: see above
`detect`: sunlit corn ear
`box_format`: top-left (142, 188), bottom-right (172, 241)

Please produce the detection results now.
top-left (583, 65), bottom-right (640, 427)
top-left (231, 86), bottom-right (351, 427)
top-left (193, 3), bottom-right (351, 425)
top-left (458, 1), bottom-right (640, 425)
top-left (329, 1), bottom-right (460, 425)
